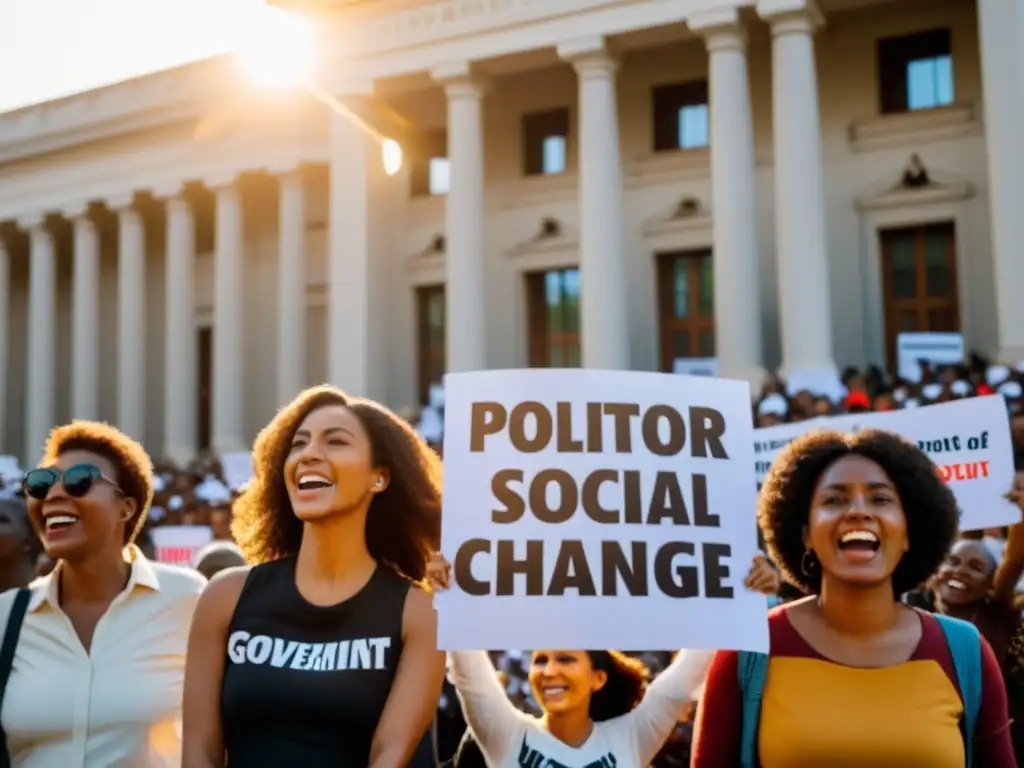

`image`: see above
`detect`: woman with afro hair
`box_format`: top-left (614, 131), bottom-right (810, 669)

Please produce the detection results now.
top-left (182, 386), bottom-right (446, 767)
top-left (691, 428), bottom-right (1015, 767)
top-left (424, 553), bottom-right (779, 767)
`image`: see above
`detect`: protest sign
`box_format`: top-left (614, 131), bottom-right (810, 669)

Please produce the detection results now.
top-left (436, 369), bottom-right (767, 653)
top-left (150, 525), bottom-right (214, 566)
top-left (753, 396), bottom-right (1017, 531)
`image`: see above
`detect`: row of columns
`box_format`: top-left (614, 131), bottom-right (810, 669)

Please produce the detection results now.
top-left (8, 170), bottom-right (317, 465)
top-left (432, 2), bottom-right (839, 384)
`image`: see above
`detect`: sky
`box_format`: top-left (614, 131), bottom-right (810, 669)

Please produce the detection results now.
top-left (0, 0), bottom-right (266, 114)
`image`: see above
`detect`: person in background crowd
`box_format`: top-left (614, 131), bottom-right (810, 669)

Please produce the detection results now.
top-left (193, 541), bottom-right (246, 581)
top-left (0, 497), bottom-right (38, 591)
top-left (426, 554), bottom-right (779, 768)
top-left (0, 421), bottom-right (206, 767)
top-left (692, 429), bottom-right (1015, 767)
top-left (183, 385), bottom-right (445, 768)
top-left (905, 488), bottom-right (1024, 763)
top-left (208, 506), bottom-right (233, 541)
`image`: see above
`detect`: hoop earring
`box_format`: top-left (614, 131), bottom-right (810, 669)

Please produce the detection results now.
top-left (800, 549), bottom-right (820, 578)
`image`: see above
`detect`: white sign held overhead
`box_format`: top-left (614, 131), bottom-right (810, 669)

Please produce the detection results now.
top-left (897, 332), bottom-right (964, 383)
top-left (752, 396), bottom-right (1017, 531)
top-left (436, 369), bottom-right (768, 653)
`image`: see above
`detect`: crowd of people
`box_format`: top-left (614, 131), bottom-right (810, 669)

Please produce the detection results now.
top-left (0, 356), bottom-right (1023, 767)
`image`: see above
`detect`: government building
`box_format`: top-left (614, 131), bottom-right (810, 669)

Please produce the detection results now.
top-left (0, 0), bottom-right (1020, 465)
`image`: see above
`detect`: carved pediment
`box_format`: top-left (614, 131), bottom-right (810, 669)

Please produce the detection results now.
top-left (509, 217), bottom-right (578, 257)
top-left (642, 196), bottom-right (711, 237)
top-left (856, 155), bottom-right (973, 212)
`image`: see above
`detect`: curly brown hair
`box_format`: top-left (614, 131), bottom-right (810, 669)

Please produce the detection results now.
top-left (758, 428), bottom-right (960, 595)
top-left (42, 421), bottom-right (155, 545)
top-left (231, 385), bottom-right (443, 580)
top-left (586, 650), bottom-right (649, 721)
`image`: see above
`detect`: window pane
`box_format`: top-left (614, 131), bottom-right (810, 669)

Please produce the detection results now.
top-left (888, 235), bottom-right (917, 299)
top-left (699, 257), bottom-right (714, 317)
top-left (698, 329), bottom-right (715, 357)
top-left (924, 228), bottom-right (952, 298)
top-left (673, 261), bottom-right (690, 319)
top-left (542, 135), bottom-right (566, 175)
top-left (672, 331), bottom-right (692, 358)
top-left (678, 104), bottom-right (709, 149)
top-left (927, 306), bottom-right (957, 331)
top-left (935, 56), bottom-right (954, 105)
top-left (429, 158), bottom-right (450, 195)
top-left (907, 56), bottom-right (953, 111)
top-left (897, 308), bottom-right (919, 332)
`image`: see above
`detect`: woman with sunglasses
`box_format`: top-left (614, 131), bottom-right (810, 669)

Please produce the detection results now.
top-left (183, 385), bottom-right (445, 768)
top-left (0, 421), bottom-right (206, 768)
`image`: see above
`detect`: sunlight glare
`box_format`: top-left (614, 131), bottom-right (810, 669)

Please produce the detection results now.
top-left (234, 5), bottom-right (314, 89)
top-left (382, 139), bottom-right (403, 176)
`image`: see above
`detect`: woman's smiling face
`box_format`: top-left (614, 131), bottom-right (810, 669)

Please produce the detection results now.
top-left (934, 539), bottom-right (995, 607)
top-left (805, 454), bottom-right (909, 588)
top-left (528, 650), bottom-right (606, 717)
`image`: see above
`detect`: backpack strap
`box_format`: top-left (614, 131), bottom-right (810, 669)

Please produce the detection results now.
top-left (933, 613), bottom-right (982, 768)
top-left (0, 589), bottom-right (31, 766)
top-left (736, 650), bottom-right (770, 768)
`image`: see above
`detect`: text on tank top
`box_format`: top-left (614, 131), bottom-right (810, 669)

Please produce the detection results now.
top-left (221, 558), bottom-right (410, 767)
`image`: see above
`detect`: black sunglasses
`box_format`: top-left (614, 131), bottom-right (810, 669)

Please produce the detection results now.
top-left (22, 464), bottom-right (120, 501)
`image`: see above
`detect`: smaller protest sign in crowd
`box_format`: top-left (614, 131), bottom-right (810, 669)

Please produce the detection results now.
top-left (0, 351), bottom-right (1023, 768)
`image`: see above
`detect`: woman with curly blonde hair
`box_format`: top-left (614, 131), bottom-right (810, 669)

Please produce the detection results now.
top-left (182, 385), bottom-right (446, 768)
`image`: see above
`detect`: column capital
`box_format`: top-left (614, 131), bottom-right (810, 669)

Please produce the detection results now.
top-left (267, 161), bottom-right (305, 180)
top-left (108, 192), bottom-right (138, 212)
top-left (757, 0), bottom-right (824, 34)
top-left (431, 61), bottom-right (487, 99)
top-left (204, 172), bottom-right (240, 191)
top-left (61, 201), bottom-right (90, 220)
top-left (689, 8), bottom-right (747, 50)
top-left (558, 36), bottom-right (618, 77)
top-left (17, 212), bottom-right (47, 231)
top-left (149, 180), bottom-right (187, 199)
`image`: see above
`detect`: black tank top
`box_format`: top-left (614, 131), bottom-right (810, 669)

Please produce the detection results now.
top-left (222, 557), bottom-right (410, 766)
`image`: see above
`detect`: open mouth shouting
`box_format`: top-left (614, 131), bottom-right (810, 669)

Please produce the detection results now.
top-left (295, 471), bottom-right (335, 501)
top-left (836, 529), bottom-right (880, 563)
top-left (41, 510), bottom-right (80, 539)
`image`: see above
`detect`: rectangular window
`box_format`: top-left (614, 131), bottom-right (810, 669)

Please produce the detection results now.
top-left (880, 222), bottom-right (959, 370)
top-left (877, 29), bottom-right (954, 113)
top-left (411, 129), bottom-right (449, 197)
top-left (523, 108), bottom-right (570, 176)
top-left (652, 81), bottom-right (710, 152)
top-left (656, 251), bottom-right (715, 371)
top-left (526, 268), bottom-right (581, 368)
top-left (415, 285), bottom-right (446, 406)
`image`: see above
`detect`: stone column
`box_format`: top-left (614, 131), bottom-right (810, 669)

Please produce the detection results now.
top-left (276, 168), bottom-right (307, 404)
top-left (22, 215), bottom-right (56, 465)
top-left (557, 37), bottom-right (630, 370)
top-left (977, 0), bottom-right (1024, 362)
top-left (690, 9), bottom-right (765, 388)
top-left (163, 190), bottom-right (198, 465)
top-left (67, 204), bottom-right (100, 420)
top-left (210, 178), bottom-right (246, 453)
top-left (0, 238), bottom-right (9, 449)
top-left (757, 0), bottom-right (836, 377)
top-left (432, 62), bottom-right (488, 374)
top-left (114, 197), bottom-right (146, 439)
top-left (327, 99), bottom-right (388, 399)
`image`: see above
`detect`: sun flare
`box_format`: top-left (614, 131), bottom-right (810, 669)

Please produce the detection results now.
top-left (234, 5), bottom-right (314, 89)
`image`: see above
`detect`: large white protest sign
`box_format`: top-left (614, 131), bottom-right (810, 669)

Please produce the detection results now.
top-left (150, 525), bottom-right (214, 566)
top-left (753, 396), bottom-right (1017, 531)
top-left (436, 369), bottom-right (768, 653)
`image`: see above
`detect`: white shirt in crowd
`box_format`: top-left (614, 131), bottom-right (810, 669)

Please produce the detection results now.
top-left (447, 648), bottom-right (714, 768)
top-left (0, 546), bottom-right (205, 768)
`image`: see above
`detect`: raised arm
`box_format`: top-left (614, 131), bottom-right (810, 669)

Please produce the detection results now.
top-left (992, 497), bottom-right (1024, 605)
top-left (182, 567), bottom-right (249, 768)
top-left (622, 649), bottom-right (715, 764)
top-left (368, 585), bottom-right (446, 768)
top-left (447, 649), bottom-right (527, 762)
